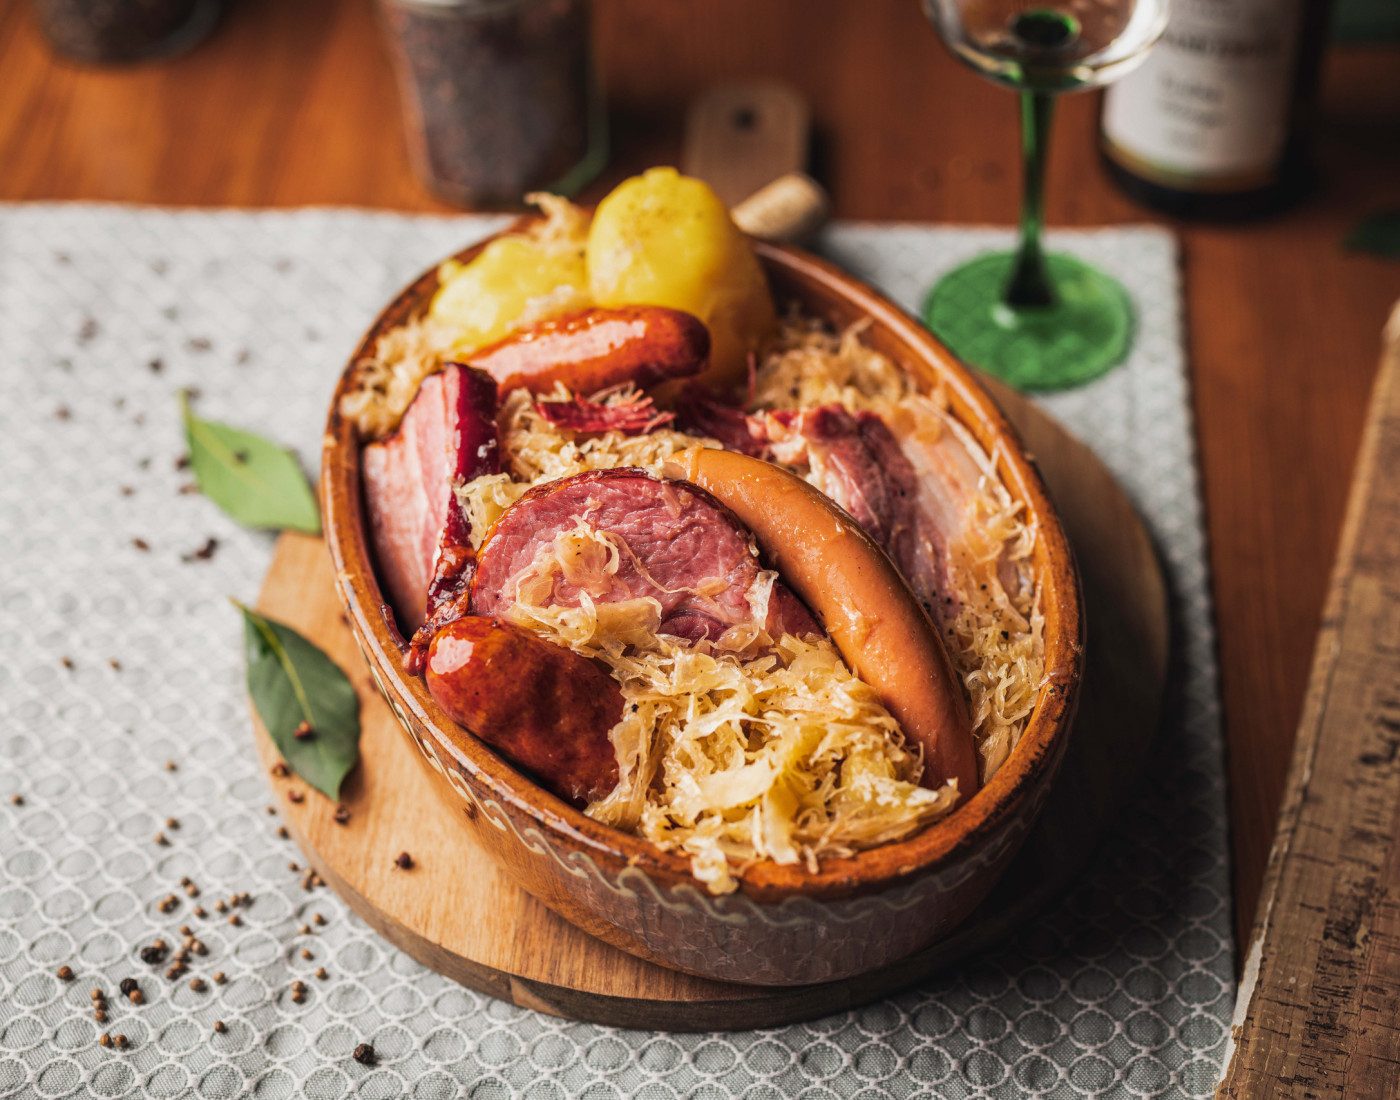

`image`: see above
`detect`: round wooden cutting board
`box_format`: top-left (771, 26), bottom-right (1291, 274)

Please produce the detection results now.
top-left (251, 381), bottom-right (1169, 1031)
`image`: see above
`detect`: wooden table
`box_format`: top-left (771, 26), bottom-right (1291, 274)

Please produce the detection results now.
top-left (4, 0), bottom-right (1399, 959)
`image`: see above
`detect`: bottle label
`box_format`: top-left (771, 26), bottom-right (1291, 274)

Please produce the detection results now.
top-left (1101, 0), bottom-right (1304, 191)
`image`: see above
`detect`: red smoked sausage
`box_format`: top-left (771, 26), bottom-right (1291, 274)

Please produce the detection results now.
top-left (465, 306), bottom-right (710, 397)
top-left (425, 617), bottom-right (623, 805)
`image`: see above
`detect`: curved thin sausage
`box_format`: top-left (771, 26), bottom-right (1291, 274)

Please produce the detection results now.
top-left (465, 306), bottom-right (710, 397)
top-left (425, 616), bottom-right (623, 805)
top-left (669, 447), bottom-right (980, 801)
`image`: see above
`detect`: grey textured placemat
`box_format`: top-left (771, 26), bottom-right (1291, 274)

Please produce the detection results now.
top-left (0, 206), bottom-right (1230, 1099)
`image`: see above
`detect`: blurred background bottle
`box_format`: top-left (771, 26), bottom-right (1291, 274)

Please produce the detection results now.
top-left (378, 0), bottom-right (607, 208)
top-left (1099, 0), bottom-right (1334, 220)
top-left (32, 0), bottom-right (223, 64)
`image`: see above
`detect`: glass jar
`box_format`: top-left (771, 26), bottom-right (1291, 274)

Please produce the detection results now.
top-left (378, 0), bottom-right (607, 207)
top-left (32, 0), bottom-right (223, 65)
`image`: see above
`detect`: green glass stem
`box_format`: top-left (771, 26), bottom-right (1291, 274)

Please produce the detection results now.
top-left (1005, 90), bottom-right (1056, 310)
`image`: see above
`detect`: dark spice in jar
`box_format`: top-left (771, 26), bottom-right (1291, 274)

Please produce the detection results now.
top-left (379, 0), bottom-right (603, 206)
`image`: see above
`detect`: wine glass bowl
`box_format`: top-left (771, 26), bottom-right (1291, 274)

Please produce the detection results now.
top-left (920, 0), bottom-right (1168, 390)
top-left (926, 0), bottom-right (1167, 92)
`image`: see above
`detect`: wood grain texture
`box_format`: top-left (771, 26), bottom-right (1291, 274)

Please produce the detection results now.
top-left (2, 0), bottom-right (1399, 956)
top-left (253, 389), bottom-right (1167, 1028)
top-left (1219, 306), bottom-right (1400, 1099)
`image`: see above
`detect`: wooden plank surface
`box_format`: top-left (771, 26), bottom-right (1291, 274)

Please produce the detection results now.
top-left (1220, 305), bottom-right (1400, 1098)
top-left (2, 0), bottom-right (1399, 957)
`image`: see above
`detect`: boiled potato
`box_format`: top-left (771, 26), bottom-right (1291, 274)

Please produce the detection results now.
top-left (586, 167), bottom-right (777, 393)
top-left (430, 195), bottom-right (592, 353)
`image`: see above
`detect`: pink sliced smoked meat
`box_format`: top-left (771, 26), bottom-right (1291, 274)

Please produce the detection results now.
top-left (361, 365), bottom-right (499, 634)
top-left (469, 469), bottom-right (821, 644)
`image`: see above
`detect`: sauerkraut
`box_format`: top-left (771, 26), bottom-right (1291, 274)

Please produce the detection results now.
top-left (356, 286), bottom-right (1045, 889)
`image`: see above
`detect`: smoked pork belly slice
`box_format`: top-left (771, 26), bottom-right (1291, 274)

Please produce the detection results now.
top-left (469, 468), bottom-right (821, 644)
top-left (361, 364), bottom-right (499, 635)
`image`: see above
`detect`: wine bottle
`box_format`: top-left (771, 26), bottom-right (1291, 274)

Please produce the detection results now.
top-left (1098, 0), bottom-right (1333, 220)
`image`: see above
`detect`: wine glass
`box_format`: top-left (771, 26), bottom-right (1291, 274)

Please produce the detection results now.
top-left (921, 0), bottom-right (1168, 390)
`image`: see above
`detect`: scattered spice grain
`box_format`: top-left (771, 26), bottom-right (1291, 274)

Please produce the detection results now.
top-left (193, 906), bottom-right (207, 918)
top-left (61, 656), bottom-right (74, 670)
top-left (353, 1042), bottom-right (376, 1066)
top-left (114, 1034), bottom-right (128, 1049)
top-left (57, 966), bottom-right (74, 981)
top-left (301, 949), bottom-right (313, 961)
top-left (271, 762), bottom-right (289, 778)
top-left (89, 989), bottom-right (103, 1001)
top-left (288, 862), bottom-right (299, 872)
top-left (393, 852), bottom-right (414, 870)
top-left (163, 760), bottom-right (176, 771)
top-left (313, 913), bottom-right (325, 925)
top-left (288, 789), bottom-right (304, 804)
top-left (315, 967), bottom-right (327, 980)
top-left (94, 1010), bottom-right (107, 1023)
top-left (99, 1033), bottom-right (112, 1048)
top-left (128, 989), bottom-right (144, 1005)
top-left (213, 972), bottom-right (226, 984)
top-left (277, 826), bottom-right (290, 839)
top-left (189, 978), bottom-right (206, 992)
top-left (293, 721), bottom-right (313, 740)
top-left (166, 817), bottom-right (178, 829)
top-left (132, 539), bottom-right (150, 552)
top-left (153, 833), bottom-right (168, 846)
top-left (214, 901), bottom-right (227, 913)
top-left (184, 884), bottom-right (199, 897)
top-left (299, 924), bottom-right (310, 935)
top-left (213, 1020), bottom-right (226, 1033)
top-left (119, 978), bottom-right (138, 996)
top-left (228, 914), bottom-right (241, 927)
top-left (9, 794), bottom-right (21, 805)
top-left (179, 925), bottom-right (191, 936)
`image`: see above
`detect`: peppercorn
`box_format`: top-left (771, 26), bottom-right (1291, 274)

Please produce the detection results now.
top-left (119, 978), bottom-right (138, 996)
top-left (301, 949), bottom-right (312, 961)
top-left (315, 967), bottom-right (327, 980)
top-left (213, 972), bottom-right (226, 984)
top-left (271, 762), bottom-right (289, 778)
top-left (313, 913), bottom-right (325, 926)
top-left (99, 1033), bottom-right (112, 1048)
top-left (288, 790), bottom-right (304, 804)
top-left (94, 1009), bottom-right (107, 1023)
top-left (189, 978), bottom-right (205, 992)
top-left (56, 966), bottom-right (74, 981)
top-left (293, 721), bottom-right (313, 740)
top-left (128, 989), bottom-right (144, 1005)
top-left (353, 1042), bottom-right (376, 1066)
top-left (393, 852), bottom-right (413, 870)
top-left (114, 1034), bottom-right (128, 1049)
top-left (213, 1020), bottom-right (226, 1034)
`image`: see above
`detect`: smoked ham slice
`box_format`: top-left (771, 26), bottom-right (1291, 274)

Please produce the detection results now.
top-left (361, 365), bottom-right (499, 634)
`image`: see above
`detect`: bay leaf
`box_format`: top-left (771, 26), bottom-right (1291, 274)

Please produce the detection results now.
top-left (1343, 211), bottom-right (1400, 260)
top-left (236, 600), bottom-right (360, 800)
top-left (181, 391), bottom-right (321, 534)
